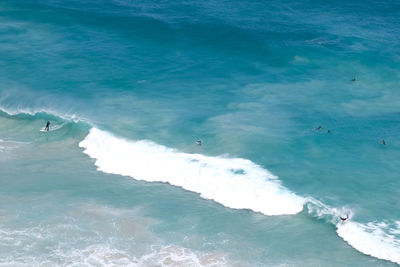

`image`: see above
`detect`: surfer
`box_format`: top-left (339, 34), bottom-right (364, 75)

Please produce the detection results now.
top-left (352, 78), bottom-right (356, 82)
top-left (44, 121), bottom-right (50, 131)
top-left (381, 139), bottom-right (386, 145)
top-left (340, 215), bottom-right (348, 222)
top-left (196, 140), bottom-right (202, 146)
top-left (327, 130), bottom-right (331, 134)
top-left (316, 125), bottom-right (323, 130)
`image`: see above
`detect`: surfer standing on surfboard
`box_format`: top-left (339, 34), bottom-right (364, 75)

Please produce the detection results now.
top-left (44, 121), bottom-right (50, 131)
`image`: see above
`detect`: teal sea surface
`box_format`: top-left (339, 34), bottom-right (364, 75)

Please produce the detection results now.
top-left (0, 0), bottom-right (400, 265)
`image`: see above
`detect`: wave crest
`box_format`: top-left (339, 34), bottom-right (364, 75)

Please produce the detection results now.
top-left (0, 106), bottom-right (89, 124)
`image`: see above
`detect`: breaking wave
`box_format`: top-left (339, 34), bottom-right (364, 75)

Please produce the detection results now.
top-left (79, 128), bottom-right (305, 216)
top-left (2, 108), bottom-right (399, 265)
top-left (307, 199), bottom-right (400, 265)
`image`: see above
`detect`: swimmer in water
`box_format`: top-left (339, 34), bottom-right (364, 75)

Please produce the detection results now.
top-left (381, 139), bottom-right (386, 145)
top-left (316, 125), bottom-right (323, 130)
top-left (352, 78), bottom-right (356, 82)
top-left (327, 130), bottom-right (331, 134)
top-left (340, 215), bottom-right (349, 222)
top-left (196, 140), bottom-right (202, 146)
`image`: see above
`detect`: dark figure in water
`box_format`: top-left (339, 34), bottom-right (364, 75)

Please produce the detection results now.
top-left (340, 215), bottom-right (349, 222)
top-left (352, 78), bottom-right (356, 82)
top-left (196, 140), bottom-right (202, 146)
top-left (327, 130), bottom-right (331, 134)
top-left (316, 125), bottom-right (323, 130)
top-left (45, 121), bottom-right (50, 131)
top-left (381, 139), bottom-right (386, 146)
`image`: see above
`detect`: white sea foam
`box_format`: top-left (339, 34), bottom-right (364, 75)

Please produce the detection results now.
top-left (337, 221), bottom-right (400, 265)
top-left (0, 244), bottom-right (228, 267)
top-left (79, 128), bottom-right (305, 215)
top-left (0, 227), bottom-right (228, 266)
top-left (307, 199), bottom-right (400, 265)
top-left (306, 198), bottom-right (354, 224)
top-left (0, 202), bottom-right (231, 266)
top-left (51, 245), bottom-right (228, 266)
top-left (138, 245), bottom-right (228, 266)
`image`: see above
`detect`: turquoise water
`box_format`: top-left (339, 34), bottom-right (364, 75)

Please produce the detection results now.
top-left (0, 0), bottom-right (400, 265)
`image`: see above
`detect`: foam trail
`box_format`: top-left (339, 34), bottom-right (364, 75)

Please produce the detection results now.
top-left (79, 128), bottom-right (305, 215)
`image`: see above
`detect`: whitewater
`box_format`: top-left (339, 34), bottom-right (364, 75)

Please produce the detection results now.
top-left (1, 0), bottom-right (400, 265)
top-left (2, 104), bottom-right (400, 264)
top-left (79, 124), bottom-right (400, 265)
top-left (79, 128), bottom-right (304, 216)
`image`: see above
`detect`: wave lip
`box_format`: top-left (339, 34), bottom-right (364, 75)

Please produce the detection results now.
top-left (79, 128), bottom-right (305, 215)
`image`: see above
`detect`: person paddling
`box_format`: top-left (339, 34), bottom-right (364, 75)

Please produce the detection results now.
top-left (44, 121), bottom-right (50, 132)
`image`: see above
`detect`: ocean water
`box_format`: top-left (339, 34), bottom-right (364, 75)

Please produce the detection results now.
top-left (0, 0), bottom-right (400, 265)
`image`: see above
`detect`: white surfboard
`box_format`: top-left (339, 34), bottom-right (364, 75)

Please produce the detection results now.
top-left (40, 129), bottom-right (48, 132)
